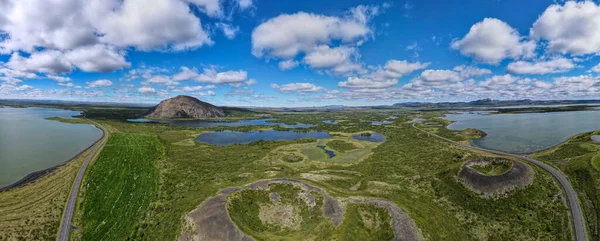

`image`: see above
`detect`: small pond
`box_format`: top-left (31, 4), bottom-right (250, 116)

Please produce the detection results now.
top-left (322, 120), bottom-right (338, 125)
top-left (351, 132), bottom-right (386, 142)
top-left (372, 121), bottom-right (393, 125)
top-left (129, 118), bottom-right (314, 128)
top-left (196, 130), bottom-right (331, 145)
top-left (317, 145), bottom-right (336, 158)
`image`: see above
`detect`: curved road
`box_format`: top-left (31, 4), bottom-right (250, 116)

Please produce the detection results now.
top-left (57, 120), bottom-right (107, 241)
top-left (412, 123), bottom-right (588, 241)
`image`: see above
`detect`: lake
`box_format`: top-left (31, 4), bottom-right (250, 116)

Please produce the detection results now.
top-left (444, 111), bottom-right (600, 153)
top-left (196, 130), bottom-right (331, 145)
top-left (351, 132), bottom-right (386, 142)
top-left (129, 118), bottom-right (314, 128)
top-left (0, 107), bottom-right (103, 187)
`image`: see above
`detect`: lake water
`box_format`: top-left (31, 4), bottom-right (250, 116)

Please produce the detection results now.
top-left (196, 130), bottom-right (331, 145)
top-left (0, 107), bottom-right (103, 187)
top-left (444, 111), bottom-right (600, 153)
top-left (351, 132), bottom-right (386, 142)
top-left (129, 118), bottom-right (314, 128)
top-left (317, 145), bottom-right (336, 158)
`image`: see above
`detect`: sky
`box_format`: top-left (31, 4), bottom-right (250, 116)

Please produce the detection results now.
top-left (1, 0), bottom-right (600, 107)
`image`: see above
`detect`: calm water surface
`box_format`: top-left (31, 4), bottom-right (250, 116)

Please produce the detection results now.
top-left (444, 111), bottom-right (600, 153)
top-left (0, 107), bottom-right (102, 187)
top-left (129, 118), bottom-right (314, 128)
top-left (351, 132), bottom-right (386, 142)
top-left (196, 130), bottom-right (331, 145)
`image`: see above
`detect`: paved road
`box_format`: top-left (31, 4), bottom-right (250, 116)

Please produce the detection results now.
top-left (57, 120), bottom-right (107, 241)
top-left (412, 123), bottom-right (589, 241)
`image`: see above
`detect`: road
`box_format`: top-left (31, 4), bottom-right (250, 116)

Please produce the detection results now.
top-left (57, 120), bottom-right (107, 241)
top-left (412, 123), bottom-right (589, 241)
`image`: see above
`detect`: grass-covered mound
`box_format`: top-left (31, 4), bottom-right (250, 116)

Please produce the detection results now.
top-left (458, 158), bottom-right (533, 198)
top-left (179, 179), bottom-right (422, 241)
top-left (327, 140), bottom-right (359, 152)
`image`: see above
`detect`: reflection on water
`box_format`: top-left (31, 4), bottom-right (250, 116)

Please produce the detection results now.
top-left (351, 132), bottom-right (386, 142)
top-left (0, 107), bottom-right (102, 187)
top-left (129, 118), bottom-right (313, 128)
top-left (196, 130), bottom-right (331, 145)
top-left (444, 111), bottom-right (600, 153)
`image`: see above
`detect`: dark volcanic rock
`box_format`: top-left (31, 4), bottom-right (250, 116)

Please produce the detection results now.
top-left (147, 95), bottom-right (224, 118)
top-left (458, 157), bottom-right (533, 198)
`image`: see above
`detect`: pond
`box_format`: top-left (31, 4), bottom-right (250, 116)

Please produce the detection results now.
top-left (317, 145), bottom-right (336, 158)
top-left (0, 107), bottom-right (103, 187)
top-left (322, 120), bottom-right (338, 125)
top-left (372, 121), bottom-right (393, 125)
top-left (444, 111), bottom-right (600, 153)
top-left (351, 132), bottom-right (386, 142)
top-left (195, 130), bottom-right (331, 145)
top-left (129, 118), bottom-right (314, 128)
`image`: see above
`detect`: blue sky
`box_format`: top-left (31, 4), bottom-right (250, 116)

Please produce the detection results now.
top-left (1, 0), bottom-right (600, 107)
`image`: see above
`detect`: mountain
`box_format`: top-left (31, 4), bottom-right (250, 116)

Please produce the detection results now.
top-left (147, 95), bottom-right (225, 118)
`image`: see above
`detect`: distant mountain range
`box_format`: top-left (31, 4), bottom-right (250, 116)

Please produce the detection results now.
top-left (393, 99), bottom-right (600, 108)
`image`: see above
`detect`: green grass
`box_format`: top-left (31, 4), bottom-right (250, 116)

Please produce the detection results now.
top-left (78, 133), bottom-right (164, 241)
top-left (327, 140), bottom-right (359, 152)
top-left (593, 154), bottom-right (600, 171)
top-left (334, 203), bottom-right (394, 241)
top-left (470, 160), bottom-right (513, 176)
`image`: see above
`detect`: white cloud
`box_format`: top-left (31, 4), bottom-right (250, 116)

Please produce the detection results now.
top-left (531, 1), bottom-right (600, 55)
top-left (237, 0), bottom-right (253, 10)
top-left (47, 75), bottom-right (72, 83)
top-left (452, 65), bottom-right (492, 78)
top-left (451, 18), bottom-right (535, 64)
top-left (271, 82), bottom-right (324, 93)
top-left (251, 6), bottom-right (375, 59)
top-left (86, 79), bottom-right (113, 88)
top-left (245, 78), bottom-right (257, 85)
top-left (85, 0), bottom-right (212, 51)
top-left (185, 0), bottom-right (223, 18)
top-left (216, 23), bottom-right (239, 40)
top-left (506, 58), bottom-right (576, 75)
top-left (338, 77), bottom-right (397, 89)
top-left (138, 86), bottom-right (157, 94)
top-left (303, 45), bottom-right (362, 74)
top-left (172, 67), bottom-right (248, 84)
top-left (413, 69), bottom-right (461, 87)
top-left (278, 60), bottom-right (299, 70)
top-left (143, 75), bottom-right (179, 86)
top-left (65, 44), bottom-right (130, 72)
top-left (7, 51), bottom-right (72, 74)
top-left (591, 63), bottom-right (600, 73)
top-left (383, 60), bottom-right (429, 78)
top-left (174, 85), bottom-right (216, 92)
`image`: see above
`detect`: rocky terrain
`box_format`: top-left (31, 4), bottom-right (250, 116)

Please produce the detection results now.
top-left (147, 95), bottom-right (224, 118)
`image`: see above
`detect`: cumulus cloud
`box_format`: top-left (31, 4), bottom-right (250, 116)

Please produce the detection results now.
top-left (591, 63), bottom-right (600, 73)
top-left (237, 0), bottom-right (253, 10)
top-left (65, 44), bottom-right (130, 72)
top-left (338, 77), bottom-right (397, 89)
top-left (138, 86), bottom-right (157, 94)
top-left (452, 65), bottom-right (492, 78)
top-left (173, 85), bottom-right (216, 92)
top-left (85, 0), bottom-right (212, 51)
top-left (278, 60), bottom-right (299, 70)
top-left (47, 75), bottom-right (72, 83)
top-left (7, 51), bottom-right (72, 74)
top-left (251, 7), bottom-right (375, 59)
top-left (271, 83), bottom-right (324, 93)
top-left (531, 1), bottom-right (600, 55)
top-left (384, 60), bottom-right (430, 78)
top-left (172, 67), bottom-right (248, 84)
top-left (245, 79), bottom-right (257, 85)
top-left (507, 58), bottom-right (576, 75)
top-left (186, 0), bottom-right (223, 18)
top-left (86, 79), bottom-right (113, 88)
top-left (451, 18), bottom-right (535, 64)
top-left (303, 45), bottom-right (362, 74)
top-left (143, 75), bottom-right (179, 86)
top-left (216, 23), bottom-right (239, 40)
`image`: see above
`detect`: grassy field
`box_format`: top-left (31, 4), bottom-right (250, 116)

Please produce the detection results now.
top-left (0, 134), bottom-right (103, 241)
top-left (326, 140), bottom-right (359, 152)
top-left (532, 131), bottom-right (600, 240)
top-left (73, 133), bottom-right (164, 241)
top-left (61, 111), bottom-right (572, 241)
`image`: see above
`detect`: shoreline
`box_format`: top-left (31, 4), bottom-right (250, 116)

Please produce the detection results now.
top-left (0, 124), bottom-right (105, 192)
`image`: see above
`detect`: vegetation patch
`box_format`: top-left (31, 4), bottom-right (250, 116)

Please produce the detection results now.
top-left (470, 159), bottom-right (513, 176)
top-left (327, 140), bottom-right (359, 152)
top-left (459, 158), bottom-right (533, 198)
top-left (77, 133), bottom-right (164, 241)
top-left (593, 154), bottom-right (600, 171)
top-left (179, 179), bottom-right (421, 241)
